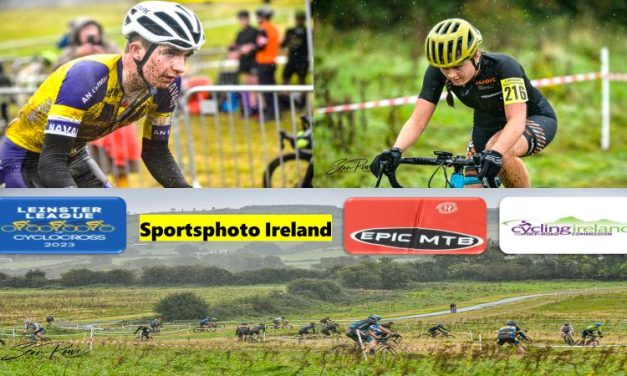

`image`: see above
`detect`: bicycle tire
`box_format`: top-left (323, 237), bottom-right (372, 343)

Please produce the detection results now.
top-left (564, 335), bottom-right (575, 346)
top-left (328, 343), bottom-right (362, 357)
top-left (262, 152), bottom-right (313, 188)
top-left (521, 336), bottom-right (532, 344)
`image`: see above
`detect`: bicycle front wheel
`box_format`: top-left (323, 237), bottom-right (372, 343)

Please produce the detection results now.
top-left (263, 152), bottom-right (313, 188)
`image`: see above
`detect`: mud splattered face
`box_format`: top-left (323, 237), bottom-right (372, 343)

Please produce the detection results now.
top-left (143, 45), bottom-right (193, 88)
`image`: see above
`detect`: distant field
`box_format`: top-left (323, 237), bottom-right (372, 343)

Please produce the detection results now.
top-left (1, 280), bottom-right (624, 324)
top-left (0, 281), bottom-right (625, 375)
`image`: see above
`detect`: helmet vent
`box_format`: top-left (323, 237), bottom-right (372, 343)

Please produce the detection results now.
top-left (138, 15), bottom-right (170, 37)
top-left (174, 4), bottom-right (191, 17)
top-left (441, 22), bottom-right (452, 34)
top-left (155, 11), bottom-right (187, 40)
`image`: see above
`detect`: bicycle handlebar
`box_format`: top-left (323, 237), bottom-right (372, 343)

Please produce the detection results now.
top-left (375, 151), bottom-right (499, 188)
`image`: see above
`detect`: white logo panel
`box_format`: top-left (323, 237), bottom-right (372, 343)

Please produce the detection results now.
top-left (500, 197), bottom-right (627, 254)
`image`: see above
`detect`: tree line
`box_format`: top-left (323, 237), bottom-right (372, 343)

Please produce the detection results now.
top-left (1, 244), bottom-right (624, 289)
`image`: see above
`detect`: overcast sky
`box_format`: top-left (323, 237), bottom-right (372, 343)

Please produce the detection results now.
top-left (1, 188), bottom-right (624, 213)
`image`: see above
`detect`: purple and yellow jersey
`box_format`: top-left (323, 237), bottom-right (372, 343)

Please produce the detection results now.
top-left (6, 54), bottom-right (180, 155)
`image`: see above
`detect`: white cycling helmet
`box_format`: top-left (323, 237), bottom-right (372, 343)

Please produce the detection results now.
top-left (122, 1), bottom-right (205, 51)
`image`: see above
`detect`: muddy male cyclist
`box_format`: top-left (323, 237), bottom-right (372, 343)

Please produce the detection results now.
top-left (0, 1), bottom-right (205, 188)
top-left (372, 18), bottom-right (557, 188)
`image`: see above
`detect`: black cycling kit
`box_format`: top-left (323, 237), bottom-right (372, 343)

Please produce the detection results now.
top-left (418, 52), bottom-right (557, 156)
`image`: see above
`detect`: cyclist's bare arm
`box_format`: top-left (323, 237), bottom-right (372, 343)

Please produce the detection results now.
top-left (393, 99), bottom-right (436, 152)
top-left (489, 102), bottom-right (527, 155)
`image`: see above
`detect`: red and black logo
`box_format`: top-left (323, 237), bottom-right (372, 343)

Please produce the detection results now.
top-left (344, 198), bottom-right (486, 255)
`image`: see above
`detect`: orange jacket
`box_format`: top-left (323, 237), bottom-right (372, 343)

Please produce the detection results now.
top-left (256, 20), bottom-right (279, 64)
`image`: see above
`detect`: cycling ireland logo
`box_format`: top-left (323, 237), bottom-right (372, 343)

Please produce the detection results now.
top-left (0, 197), bottom-right (126, 254)
top-left (503, 218), bottom-right (627, 237)
top-left (344, 197), bottom-right (486, 255)
top-left (499, 197), bottom-right (627, 254)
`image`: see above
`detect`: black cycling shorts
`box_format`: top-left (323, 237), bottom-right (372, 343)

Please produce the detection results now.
top-left (497, 337), bottom-right (519, 346)
top-left (466, 115), bottom-right (557, 157)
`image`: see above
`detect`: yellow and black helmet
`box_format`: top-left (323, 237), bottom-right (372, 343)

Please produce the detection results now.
top-left (425, 18), bottom-right (482, 68)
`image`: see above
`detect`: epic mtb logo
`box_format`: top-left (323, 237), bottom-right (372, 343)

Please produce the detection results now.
top-left (0, 197), bottom-right (126, 254)
top-left (344, 198), bottom-right (487, 255)
top-left (503, 217), bottom-right (627, 237)
top-left (351, 227), bottom-right (483, 251)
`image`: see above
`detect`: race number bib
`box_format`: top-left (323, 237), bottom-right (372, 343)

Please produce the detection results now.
top-left (500, 77), bottom-right (528, 105)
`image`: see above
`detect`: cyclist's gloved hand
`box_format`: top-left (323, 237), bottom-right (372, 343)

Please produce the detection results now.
top-left (476, 149), bottom-right (503, 188)
top-left (370, 147), bottom-right (402, 177)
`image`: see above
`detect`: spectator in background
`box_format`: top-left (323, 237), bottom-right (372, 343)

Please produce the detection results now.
top-left (56, 19), bottom-right (82, 50)
top-left (55, 18), bottom-right (120, 68)
top-left (229, 10), bottom-right (260, 113)
top-left (281, 10), bottom-right (309, 85)
top-left (54, 18), bottom-right (140, 188)
top-left (254, 7), bottom-right (279, 119)
top-left (0, 64), bottom-right (13, 135)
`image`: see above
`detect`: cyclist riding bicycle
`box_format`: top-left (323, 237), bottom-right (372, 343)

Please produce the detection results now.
top-left (581, 322), bottom-right (603, 341)
top-left (427, 322), bottom-right (450, 337)
top-left (235, 323), bottom-right (250, 340)
top-left (371, 18), bottom-right (557, 188)
top-left (46, 315), bottom-right (55, 326)
top-left (0, 1), bottom-right (205, 188)
top-left (199, 317), bottom-right (217, 328)
top-left (298, 322), bottom-right (317, 336)
top-left (346, 314), bottom-right (381, 347)
top-left (450, 303), bottom-right (457, 313)
top-left (496, 321), bottom-right (525, 353)
top-left (560, 322), bottom-right (574, 338)
top-left (23, 319), bottom-right (47, 341)
top-left (150, 318), bottom-right (162, 331)
top-left (133, 325), bottom-right (152, 340)
top-left (366, 320), bottom-right (395, 355)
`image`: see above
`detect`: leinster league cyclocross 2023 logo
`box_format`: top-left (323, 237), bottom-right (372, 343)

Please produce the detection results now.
top-left (0, 197), bottom-right (126, 254)
top-left (499, 197), bottom-right (627, 254)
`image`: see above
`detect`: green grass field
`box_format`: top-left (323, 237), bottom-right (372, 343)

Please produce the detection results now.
top-left (0, 281), bottom-right (625, 375)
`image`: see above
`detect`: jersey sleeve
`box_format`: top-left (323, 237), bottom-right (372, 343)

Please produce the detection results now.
top-left (143, 77), bottom-right (180, 142)
top-left (46, 61), bottom-right (109, 139)
top-left (418, 66), bottom-right (446, 105)
top-left (497, 56), bottom-right (529, 105)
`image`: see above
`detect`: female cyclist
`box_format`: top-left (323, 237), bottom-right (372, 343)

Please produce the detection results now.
top-left (371, 18), bottom-right (557, 188)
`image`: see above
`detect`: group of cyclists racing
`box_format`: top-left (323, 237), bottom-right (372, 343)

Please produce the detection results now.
top-left (5, 315), bottom-right (608, 352)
